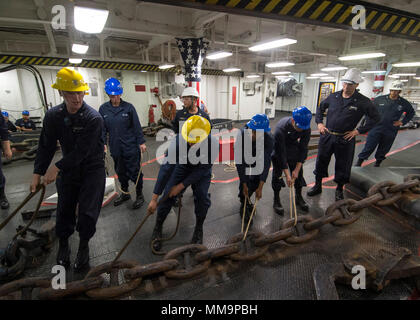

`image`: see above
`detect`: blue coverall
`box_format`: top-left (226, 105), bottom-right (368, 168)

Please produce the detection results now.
top-left (99, 99), bottom-right (145, 191)
top-left (172, 108), bottom-right (212, 134)
top-left (314, 90), bottom-right (380, 184)
top-left (271, 117), bottom-right (311, 191)
top-left (235, 125), bottom-right (273, 203)
top-left (15, 118), bottom-right (36, 130)
top-left (358, 94), bottom-right (415, 162)
top-left (0, 114), bottom-right (9, 189)
top-left (34, 102), bottom-right (106, 240)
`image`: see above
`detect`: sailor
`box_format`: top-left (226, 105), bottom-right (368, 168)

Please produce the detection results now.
top-left (0, 112), bottom-right (13, 209)
top-left (271, 106), bottom-right (312, 215)
top-left (356, 80), bottom-right (415, 167)
top-left (235, 113), bottom-right (273, 225)
top-left (2, 111), bottom-right (17, 133)
top-left (99, 77), bottom-right (146, 209)
top-left (147, 115), bottom-right (218, 250)
top-left (15, 110), bottom-right (36, 131)
top-left (31, 67), bottom-right (106, 272)
top-left (307, 68), bottom-right (380, 201)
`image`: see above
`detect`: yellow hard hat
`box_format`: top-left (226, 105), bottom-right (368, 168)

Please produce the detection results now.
top-left (51, 67), bottom-right (89, 92)
top-left (181, 115), bottom-right (211, 144)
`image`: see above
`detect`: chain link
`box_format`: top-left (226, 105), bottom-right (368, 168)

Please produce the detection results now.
top-left (1, 176), bottom-right (419, 300)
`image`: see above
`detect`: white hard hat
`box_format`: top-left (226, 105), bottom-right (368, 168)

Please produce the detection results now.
top-left (390, 80), bottom-right (404, 91)
top-left (341, 68), bottom-right (364, 84)
top-left (181, 87), bottom-right (200, 98)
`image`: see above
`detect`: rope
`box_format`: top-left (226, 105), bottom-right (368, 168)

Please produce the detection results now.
top-left (289, 184), bottom-right (298, 227)
top-left (242, 198), bottom-right (258, 242)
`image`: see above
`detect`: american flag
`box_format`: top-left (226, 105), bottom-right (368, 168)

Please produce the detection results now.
top-left (176, 37), bottom-right (209, 82)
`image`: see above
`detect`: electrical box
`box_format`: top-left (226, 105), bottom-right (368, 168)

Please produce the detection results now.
top-left (243, 82), bottom-right (254, 90)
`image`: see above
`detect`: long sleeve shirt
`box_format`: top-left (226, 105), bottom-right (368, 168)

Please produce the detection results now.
top-left (172, 107), bottom-right (212, 134)
top-left (34, 102), bottom-right (105, 175)
top-left (0, 114), bottom-right (9, 146)
top-left (316, 90), bottom-right (380, 134)
top-left (15, 118), bottom-right (36, 130)
top-left (373, 94), bottom-right (415, 132)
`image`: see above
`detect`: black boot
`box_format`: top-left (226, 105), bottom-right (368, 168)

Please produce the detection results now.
top-left (355, 158), bottom-right (364, 167)
top-left (307, 178), bottom-right (323, 197)
top-left (151, 218), bottom-right (164, 252)
top-left (56, 238), bottom-right (71, 268)
top-left (74, 238), bottom-right (90, 272)
top-left (0, 187), bottom-right (9, 210)
top-left (114, 188), bottom-right (130, 206)
top-left (273, 192), bottom-right (284, 215)
top-left (191, 216), bottom-right (205, 244)
top-left (132, 188), bottom-right (144, 209)
top-left (295, 188), bottom-right (309, 212)
top-left (374, 160), bottom-right (382, 167)
top-left (335, 185), bottom-right (344, 201)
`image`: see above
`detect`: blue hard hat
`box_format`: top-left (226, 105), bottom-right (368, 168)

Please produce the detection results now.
top-left (292, 106), bottom-right (312, 130)
top-left (105, 77), bottom-right (123, 95)
top-left (1, 111), bottom-right (8, 117)
top-left (247, 114), bottom-right (271, 132)
top-left (22, 110), bottom-right (29, 115)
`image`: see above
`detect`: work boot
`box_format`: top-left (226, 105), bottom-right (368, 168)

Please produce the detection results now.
top-left (374, 160), bottom-right (382, 167)
top-left (191, 216), bottom-right (205, 244)
top-left (114, 189), bottom-right (130, 206)
top-left (74, 239), bottom-right (90, 272)
top-left (335, 188), bottom-right (344, 202)
top-left (307, 181), bottom-right (322, 197)
top-left (295, 188), bottom-right (309, 212)
top-left (151, 218), bottom-right (164, 252)
top-left (355, 158), bottom-right (364, 167)
top-left (56, 238), bottom-right (71, 268)
top-left (273, 193), bottom-right (284, 215)
top-left (132, 189), bottom-right (145, 209)
top-left (0, 187), bottom-right (9, 210)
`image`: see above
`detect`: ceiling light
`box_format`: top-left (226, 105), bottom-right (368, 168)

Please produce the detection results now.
top-left (206, 51), bottom-right (232, 60)
top-left (388, 75), bottom-right (400, 78)
top-left (414, 77), bottom-right (420, 80)
top-left (320, 76), bottom-right (335, 80)
top-left (158, 63), bottom-right (175, 70)
top-left (362, 70), bottom-right (386, 74)
top-left (393, 62), bottom-right (420, 67)
top-left (141, 70), bottom-right (147, 73)
top-left (321, 66), bottom-right (348, 72)
top-left (306, 76), bottom-right (319, 79)
top-left (272, 71), bottom-right (291, 75)
top-left (249, 38), bottom-right (297, 52)
top-left (311, 73), bottom-right (328, 77)
top-left (393, 73), bottom-right (416, 77)
top-left (265, 61), bottom-right (295, 68)
top-left (400, 79), bottom-right (409, 82)
top-left (338, 52), bottom-right (386, 61)
top-left (246, 74), bottom-right (260, 78)
top-left (74, 6), bottom-right (109, 34)
top-left (223, 67), bottom-right (241, 72)
top-left (72, 43), bottom-right (89, 54)
top-left (69, 58), bottom-right (82, 64)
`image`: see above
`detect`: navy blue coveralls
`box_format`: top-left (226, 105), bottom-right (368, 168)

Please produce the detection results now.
top-left (358, 94), bottom-right (415, 162)
top-left (99, 99), bottom-right (145, 192)
top-left (235, 125), bottom-right (273, 203)
top-left (0, 115), bottom-right (9, 189)
top-left (172, 108), bottom-right (212, 134)
top-left (314, 90), bottom-right (380, 184)
top-left (153, 134), bottom-right (219, 222)
top-left (271, 117), bottom-right (311, 192)
top-left (15, 118), bottom-right (36, 130)
top-left (34, 102), bottom-right (106, 241)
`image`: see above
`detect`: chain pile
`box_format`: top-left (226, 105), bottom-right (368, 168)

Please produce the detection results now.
top-left (1, 175), bottom-right (419, 300)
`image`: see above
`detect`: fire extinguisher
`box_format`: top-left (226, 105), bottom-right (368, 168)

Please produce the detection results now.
top-left (149, 105), bottom-right (156, 126)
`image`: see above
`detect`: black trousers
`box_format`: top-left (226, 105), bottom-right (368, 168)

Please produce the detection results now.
top-left (313, 133), bottom-right (355, 185)
top-left (55, 166), bottom-right (106, 240)
top-left (358, 126), bottom-right (397, 162)
top-left (112, 150), bottom-right (143, 191)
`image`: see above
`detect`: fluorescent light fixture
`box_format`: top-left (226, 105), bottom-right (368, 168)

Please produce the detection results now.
top-left (400, 79), bottom-right (409, 82)
top-left (69, 58), bottom-right (82, 64)
top-left (306, 76), bottom-right (319, 79)
top-left (272, 71), bottom-right (291, 75)
top-left (246, 74), bottom-right (260, 78)
top-left (275, 75), bottom-right (291, 78)
top-left (311, 73), bottom-right (328, 77)
top-left (338, 52), bottom-right (385, 61)
top-left (206, 51), bottom-right (232, 60)
top-left (393, 73), bottom-right (416, 77)
top-left (362, 70), bottom-right (386, 74)
top-left (320, 76), bottom-right (335, 80)
top-left (321, 66), bottom-right (348, 72)
top-left (140, 70), bottom-right (147, 73)
top-left (74, 6), bottom-right (109, 34)
top-left (388, 74), bottom-right (400, 78)
top-left (249, 38), bottom-right (297, 52)
top-left (223, 67), bottom-right (241, 72)
top-left (265, 61), bottom-right (295, 68)
top-left (393, 62), bottom-right (420, 67)
top-left (414, 77), bottom-right (420, 80)
top-left (159, 63), bottom-right (175, 70)
top-left (72, 43), bottom-right (89, 54)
